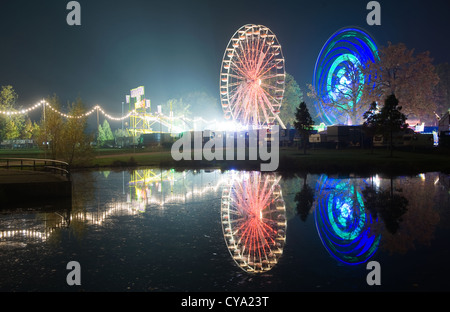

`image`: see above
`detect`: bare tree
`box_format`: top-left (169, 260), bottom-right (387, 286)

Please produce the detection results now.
top-left (308, 56), bottom-right (370, 125)
top-left (362, 42), bottom-right (440, 123)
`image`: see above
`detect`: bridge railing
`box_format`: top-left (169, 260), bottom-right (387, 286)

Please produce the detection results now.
top-left (0, 158), bottom-right (71, 181)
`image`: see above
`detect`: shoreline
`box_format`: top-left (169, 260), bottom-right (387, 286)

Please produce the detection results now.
top-left (2, 147), bottom-right (450, 176)
top-left (82, 147), bottom-right (450, 176)
top-left (1, 147), bottom-right (449, 204)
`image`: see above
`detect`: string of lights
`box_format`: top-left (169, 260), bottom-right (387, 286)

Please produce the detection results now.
top-left (0, 100), bottom-right (133, 121)
top-left (0, 99), bottom-right (218, 124)
top-left (0, 102), bottom-right (43, 116)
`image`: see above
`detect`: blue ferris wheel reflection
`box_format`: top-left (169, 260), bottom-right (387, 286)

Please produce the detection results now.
top-left (314, 174), bottom-right (381, 265)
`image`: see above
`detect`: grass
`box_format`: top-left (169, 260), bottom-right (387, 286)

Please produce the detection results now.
top-left (1, 146), bottom-right (449, 175)
top-left (277, 147), bottom-right (450, 175)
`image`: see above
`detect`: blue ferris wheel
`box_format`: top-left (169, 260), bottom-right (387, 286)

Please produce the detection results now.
top-left (312, 27), bottom-right (379, 125)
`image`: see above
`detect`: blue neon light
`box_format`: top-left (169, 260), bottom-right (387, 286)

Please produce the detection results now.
top-left (312, 27), bottom-right (379, 125)
top-left (314, 175), bottom-right (381, 265)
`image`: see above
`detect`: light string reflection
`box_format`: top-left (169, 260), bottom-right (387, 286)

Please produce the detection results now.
top-left (0, 213), bottom-right (69, 243)
top-left (0, 169), bottom-right (225, 245)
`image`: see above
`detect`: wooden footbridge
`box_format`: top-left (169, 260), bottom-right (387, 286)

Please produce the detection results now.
top-left (0, 158), bottom-right (72, 207)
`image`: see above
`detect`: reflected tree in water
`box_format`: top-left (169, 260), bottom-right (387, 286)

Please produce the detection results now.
top-left (363, 178), bottom-right (408, 235)
top-left (68, 171), bottom-right (98, 241)
top-left (295, 174), bottom-right (315, 221)
top-left (380, 174), bottom-right (441, 254)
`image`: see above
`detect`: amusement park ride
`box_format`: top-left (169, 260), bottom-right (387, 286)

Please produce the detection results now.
top-left (124, 24), bottom-right (288, 144)
top-left (123, 85), bottom-right (185, 142)
top-left (220, 24), bottom-right (286, 129)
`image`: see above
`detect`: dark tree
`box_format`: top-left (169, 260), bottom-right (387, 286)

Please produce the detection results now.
top-left (363, 94), bottom-right (408, 157)
top-left (293, 101), bottom-right (315, 154)
top-left (362, 101), bottom-right (379, 153)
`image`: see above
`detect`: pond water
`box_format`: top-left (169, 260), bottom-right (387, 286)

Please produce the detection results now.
top-left (0, 168), bottom-right (449, 292)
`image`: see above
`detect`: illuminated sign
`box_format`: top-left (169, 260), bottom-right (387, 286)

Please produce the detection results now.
top-left (135, 100), bottom-right (145, 110)
top-left (131, 86), bottom-right (145, 99)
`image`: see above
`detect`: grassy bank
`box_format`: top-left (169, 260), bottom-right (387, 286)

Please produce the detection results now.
top-left (1, 146), bottom-right (449, 175)
top-left (278, 148), bottom-right (450, 175)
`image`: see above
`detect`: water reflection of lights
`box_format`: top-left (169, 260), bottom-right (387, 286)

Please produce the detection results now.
top-left (0, 213), bottom-right (69, 243)
top-left (221, 171), bottom-right (286, 273)
top-left (1, 169), bottom-right (227, 245)
top-left (74, 169), bottom-right (227, 227)
top-left (0, 229), bottom-right (49, 240)
top-left (314, 175), bottom-right (380, 265)
top-left (70, 201), bottom-right (143, 226)
top-left (128, 169), bottom-right (227, 208)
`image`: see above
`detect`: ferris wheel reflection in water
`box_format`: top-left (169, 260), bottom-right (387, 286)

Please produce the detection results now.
top-left (221, 171), bottom-right (287, 273)
top-left (313, 174), bottom-right (381, 266)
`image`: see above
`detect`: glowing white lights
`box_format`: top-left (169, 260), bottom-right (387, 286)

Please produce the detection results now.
top-left (0, 100), bottom-right (133, 121)
top-left (0, 102), bottom-right (42, 116)
top-left (0, 99), bottom-right (221, 132)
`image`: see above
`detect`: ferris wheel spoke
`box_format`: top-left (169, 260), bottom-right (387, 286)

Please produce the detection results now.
top-left (230, 91), bottom-right (248, 122)
top-left (255, 49), bottom-right (269, 74)
top-left (256, 51), bottom-right (276, 78)
top-left (258, 71), bottom-right (281, 81)
top-left (240, 40), bottom-right (255, 75)
top-left (261, 85), bottom-right (282, 109)
top-left (258, 92), bottom-right (275, 123)
top-left (227, 73), bottom-right (246, 81)
top-left (260, 83), bottom-right (283, 94)
top-left (230, 61), bottom-right (251, 80)
top-left (227, 81), bottom-right (246, 89)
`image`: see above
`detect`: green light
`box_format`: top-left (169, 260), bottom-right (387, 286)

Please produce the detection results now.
top-left (327, 184), bottom-right (366, 241)
top-left (326, 54), bottom-right (365, 108)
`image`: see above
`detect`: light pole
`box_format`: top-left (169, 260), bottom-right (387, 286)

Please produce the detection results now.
top-left (43, 100), bottom-right (47, 159)
top-left (96, 106), bottom-right (100, 155)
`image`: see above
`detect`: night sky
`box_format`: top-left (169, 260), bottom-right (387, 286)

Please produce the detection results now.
top-left (0, 0), bottom-right (449, 124)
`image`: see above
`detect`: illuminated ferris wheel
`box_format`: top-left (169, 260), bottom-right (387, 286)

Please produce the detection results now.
top-left (220, 24), bottom-right (286, 129)
top-left (312, 27), bottom-right (379, 125)
top-left (221, 171), bottom-right (286, 273)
